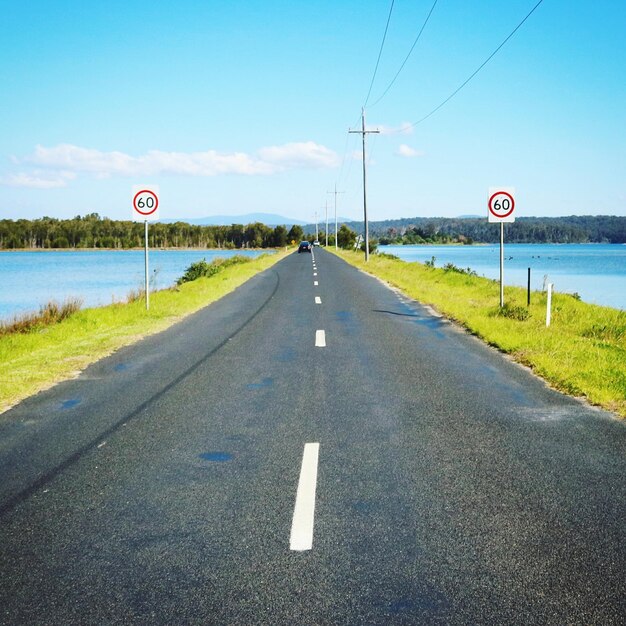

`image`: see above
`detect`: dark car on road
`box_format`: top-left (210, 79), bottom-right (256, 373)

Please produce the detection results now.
top-left (298, 241), bottom-right (312, 253)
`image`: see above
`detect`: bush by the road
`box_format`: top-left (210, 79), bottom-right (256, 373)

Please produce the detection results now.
top-left (177, 255), bottom-right (253, 285)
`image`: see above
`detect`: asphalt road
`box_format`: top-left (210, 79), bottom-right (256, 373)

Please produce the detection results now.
top-left (0, 248), bottom-right (624, 625)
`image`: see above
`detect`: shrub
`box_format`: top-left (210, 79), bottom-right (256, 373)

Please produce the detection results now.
top-left (0, 298), bottom-right (82, 335)
top-left (177, 255), bottom-right (254, 285)
top-left (582, 319), bottom-right (626, 342)
top-left (377, 252), bottom-right (400, 261)
top-left (360, 238), bottom-right (378, 254)
top-left (495, 303), bottom-right (530, 321)
top-left (443, 262), bottom-right (477, 276)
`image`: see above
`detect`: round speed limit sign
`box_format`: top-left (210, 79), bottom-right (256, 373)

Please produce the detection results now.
top-left (488, 187), bottom-right (516, 223)
top-left (132, 185), bottom-right (160, 221)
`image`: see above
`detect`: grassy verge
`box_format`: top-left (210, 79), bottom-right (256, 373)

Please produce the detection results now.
top-left (0, 249), bottom-right (290, 414)
top-left (333, 249), bottom-right (626, 418)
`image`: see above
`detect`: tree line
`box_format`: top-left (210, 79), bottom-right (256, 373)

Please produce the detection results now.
top-left (2, 213), bottom-right (623, 250)
top-left (358, 215), bottom-right (626, 245)
top-left (0, 214), bottom-right (306, 250)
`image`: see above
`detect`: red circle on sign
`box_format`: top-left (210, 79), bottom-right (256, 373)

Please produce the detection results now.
top-left (133, 189), bottom-right (159, 216)
top-left (488, 191), bottom-right (515, 219)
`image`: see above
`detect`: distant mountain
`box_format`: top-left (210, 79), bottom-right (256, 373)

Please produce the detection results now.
top-left (162, 213), bottom-right (306, 226)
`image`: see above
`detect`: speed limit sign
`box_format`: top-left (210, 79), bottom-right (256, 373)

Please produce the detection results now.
top-left (132, 185), bottom-right (160, 221)
top-left (488, 187), bottom-right (516, 223)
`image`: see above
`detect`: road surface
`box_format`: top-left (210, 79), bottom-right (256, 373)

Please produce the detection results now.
top-left (1, 249), bottom-right (624, 625)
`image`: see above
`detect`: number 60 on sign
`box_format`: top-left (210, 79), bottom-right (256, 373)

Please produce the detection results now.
top-left (488, 187), bottom-right (516, 223)
top-left (132, 185), bottom-right (160, 222)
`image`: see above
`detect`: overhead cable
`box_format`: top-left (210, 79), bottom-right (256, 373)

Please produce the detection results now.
top-left (406, 0), bottom-right (544, 130)
top-left (370, 0), bottom-right (439, 109)
top-left (362, 0), bottom-right (395, 109)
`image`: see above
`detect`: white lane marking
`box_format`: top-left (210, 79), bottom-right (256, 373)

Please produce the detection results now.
top-left (315, 330), bottom-right (326, 347)
top-left (314, 281), bottom-right (318, 286)
top-left (290, 443), bottom-right (320, 551)
top-left (315, 296), bottom-right (322, 304)
top-left (313, 272), bottom-right (317, 276)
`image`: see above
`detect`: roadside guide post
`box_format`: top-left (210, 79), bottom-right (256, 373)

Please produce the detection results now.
top-left (546, 282), bottom-right (553, 327)
top-left (488, 187), bottom-right (516, 307)
top-left (132, 185), bottom-right (160, 311)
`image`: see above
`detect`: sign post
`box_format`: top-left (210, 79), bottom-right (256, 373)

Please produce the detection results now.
top-left (132, 186), bottom-right (160, 310)
top-left (488, 187), bottom-right (516, 307)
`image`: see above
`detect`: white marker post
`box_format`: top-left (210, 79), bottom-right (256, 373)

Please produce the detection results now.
top-left (488, 187), bottom-right (516, 308)
top-left (132, 185), bottom-right (160, 310)
top-left (546, 283), bottom-right (553, 327)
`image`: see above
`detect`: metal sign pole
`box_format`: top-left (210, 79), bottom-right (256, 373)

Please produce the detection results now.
top-left (488, 187), bottom-right (515, 309)
top-left (500, 222), bottom-right (504, 308)
top-left (144, 220), bottom-right (150, 310)
top-left (132, 185), bottom-right (159, 312)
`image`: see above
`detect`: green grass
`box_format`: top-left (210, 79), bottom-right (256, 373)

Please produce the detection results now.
top-left (0, 250), bottom-right (290, 414)
top-left (334, 249), bottom-right (626, 418)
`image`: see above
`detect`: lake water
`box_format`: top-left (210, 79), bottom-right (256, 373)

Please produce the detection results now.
top-left (0, 249), bottom-right (271, 322)
top-left (379, 243), bottom-right (626, 310)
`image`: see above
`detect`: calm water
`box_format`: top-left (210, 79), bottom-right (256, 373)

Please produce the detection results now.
top-left (380, 243), bottom-right (626, 310)
top-left (0, 249), bottom-right (271, 321)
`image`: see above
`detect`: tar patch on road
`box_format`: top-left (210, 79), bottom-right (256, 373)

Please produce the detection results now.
top-left (246, 378), bottom-right (274, 390)
top-left (60, 398), bottom-right (81, 410)
top-left (199, 452), bottom-right (233, 462)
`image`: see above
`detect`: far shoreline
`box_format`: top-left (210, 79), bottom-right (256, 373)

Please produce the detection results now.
top-left (0, 246), bottom-right (274, 253)
top-left (1, 241), bottom-right (622, 253)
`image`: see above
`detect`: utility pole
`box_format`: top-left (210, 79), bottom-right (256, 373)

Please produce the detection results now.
top-left (327, 184), bottom-right (345, 250)
top-left (325, 200), bottom-right (328, 247)
top-left (314, 211), bottom-right (318, 242)
top-left (349, 108), bottom-right (379, 261)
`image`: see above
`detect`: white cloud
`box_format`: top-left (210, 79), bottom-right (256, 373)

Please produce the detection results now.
top-left (0, 171), bottom-right (73, 189)
top-left (258, 141), bottom-right (340, 169)
top-left (378, 122), bottom-right (414, 136)
top-left (4, 141), bottom-right (340, 186)
top-left (396, 144), bottom-right (424, 158)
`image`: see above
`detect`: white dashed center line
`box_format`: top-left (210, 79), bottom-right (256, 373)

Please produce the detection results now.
top-left (314, 281), bottom-right (318, 286)
top-left (315, 296), bottom-right (321, 304)
top-left (315, 330), bottom-right (326, 347)
top-left (290, 443), bottom-right (320, 551)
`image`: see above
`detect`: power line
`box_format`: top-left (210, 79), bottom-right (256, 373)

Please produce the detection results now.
top-left (405, 0), bottom-right (545, 130)
top-left (370, 0), bottom-right (439, 109)
top-left (363, 0), bottom-right (395, 109)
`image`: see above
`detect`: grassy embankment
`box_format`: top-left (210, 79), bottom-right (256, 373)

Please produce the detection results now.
top-left (333, 249), bottom-right (626, 418)
top-left (0, 249), bottom-right (289, 414)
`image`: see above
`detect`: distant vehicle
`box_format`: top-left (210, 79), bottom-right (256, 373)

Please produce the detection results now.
top-left (313, 240), bottom-right (320, 246)
top-left (298, 241), bottom-right (312, 253)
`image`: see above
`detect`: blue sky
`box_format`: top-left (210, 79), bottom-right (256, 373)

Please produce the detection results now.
top-left (1, 0), bottom-right (624, 223)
